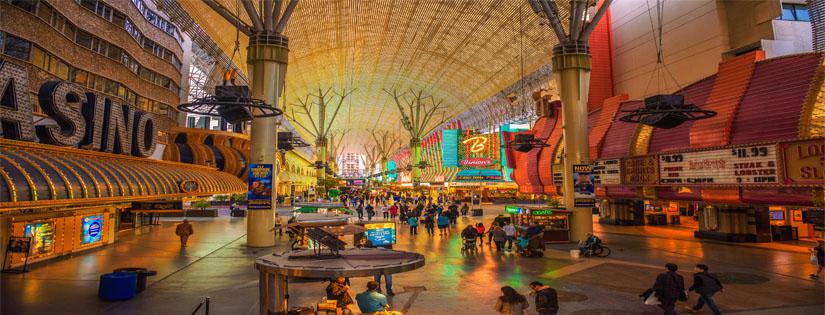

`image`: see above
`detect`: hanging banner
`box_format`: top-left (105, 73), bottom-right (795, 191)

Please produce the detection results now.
top-left (248, 164), bottom-right (274, 210)
top-left (659, 144), bottom-right (778, 185)
top-left (573, 164), bottom-right (596, 207)
top-left (592, 159), bottom-right (621, 184)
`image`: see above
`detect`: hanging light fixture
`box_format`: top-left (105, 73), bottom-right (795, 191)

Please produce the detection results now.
top-left (619, 94), bottom-right (716, 129)
top-left (503, 134), bottom-right (550, 152)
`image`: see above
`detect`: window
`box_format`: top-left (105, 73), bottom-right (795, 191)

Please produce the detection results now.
top-left (55, 59), bottom-right (70, 80)
top-left (95, 2), bottom-right (111, 20)
top-left (30, 45), bottom-right (46, 68)
top-left (37, 2), bottom-right (52, 22)
top-left (10, 0), bottom-right (37, 13)
top-left (75, 30), bottom-right (93, 49)
top-left (79, 0), bottom-right (97, 12)
top-left (118, 85), bottom-right (127, 99)
top-left (63, 22), bottom-right (76, 39)
top-left (112, 11), bottom-right (126, 28)
top-left (779, 3), bottom-right (810, 21)
top-left (71, 68), bottom-right (88, 86)
top-left (3, 34), bottom-right (31, 60)
top-left (162, 49), bottom-right (173, 62)
top-left (106, 45), bottom-right (121, 60)
top-left (50, 14), bottom-right (64, 33)
top-left (103, 79), bottom-right (118, 95)
top-left (172, 55), bottom-right (181, 70)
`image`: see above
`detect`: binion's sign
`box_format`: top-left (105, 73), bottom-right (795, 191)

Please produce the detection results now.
top-left (459, 157), bottom-right (496, 167)
top-left (0, 59), bottom-right (159, 157)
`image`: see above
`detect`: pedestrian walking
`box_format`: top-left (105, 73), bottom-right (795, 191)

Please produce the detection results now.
top-left (653, 263), bottom-right (686, 315)
top-left (381, 204), bottom-right (389, 219)
top-left (437, 214), bottom-right (450, 236)
top-left (175, 219), bottom-right (194, 247)
top-left (810, 240), bottom-right (824, 280)
top-left (460, 203), bottom-right (470, 216)
top-left (528, 281), bottom-right (558, 315)
top-left (494, 286), bottom-right (529, 315)
top-left (274, 213), bottom-right (283, 236)
top-left (492, 226), bottom-right (507, 252)
top-left (503, 222), bottom-right (517, 251)
top-left (356, 204), bottom-right (364, 220)
top-left (408, 216), bottom-right (419, 235)
top-left (684, 264), bottom-right (724, 315)
top-left (423, 215), bottom-right (436, 235)
top-left (475, 223), bottom-right (486, 245)
top-left (366, 203), bottom-right (375, 221)
top-left (389, 204), bottom-right (399, 220)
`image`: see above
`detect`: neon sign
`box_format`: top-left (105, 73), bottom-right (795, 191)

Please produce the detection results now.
top-left (462, 136), bottom-right (489, 153)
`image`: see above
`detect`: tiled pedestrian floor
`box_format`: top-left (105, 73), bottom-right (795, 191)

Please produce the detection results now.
top-left (2, 206), bottom-right (823, 315)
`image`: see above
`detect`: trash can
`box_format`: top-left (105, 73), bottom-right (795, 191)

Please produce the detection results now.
top-left (570, 249), bottom-right (580, 258)
top-left (99, 273), bottom-right (137, 300)
top-left (113, 268), bottom-right (157, 293)
top-left (472, 209), bottom-right (483, 216)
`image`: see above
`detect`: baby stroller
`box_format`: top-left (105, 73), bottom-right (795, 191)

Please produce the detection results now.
top-left (461, 236), bottom-right (478, 252)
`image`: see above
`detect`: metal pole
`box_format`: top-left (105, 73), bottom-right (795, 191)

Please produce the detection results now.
top-left (553, 48), bottom-right (593, 242)
top-left (247, 37), bottom-right (289, 247)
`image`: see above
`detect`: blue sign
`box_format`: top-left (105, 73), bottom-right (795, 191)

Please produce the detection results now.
top-left (573, 164), bottom-right (596, 207)
top-left (442, 129), bottom-right (461, 167)
top-left (364, 222), bottom-right (397, 246)
top-left (82, 215), bottom-right (103, 244)
top-left (248, 164), bottom-right (273, 210)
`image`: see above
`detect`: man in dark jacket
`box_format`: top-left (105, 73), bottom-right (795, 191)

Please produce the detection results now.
top-left (653, 263), bottom-right (686, 315)
top-left (326, 277), bottom-right (353, 314)
top-left (685, 264), bottom-right (723, 315)
top-left (461, 225), bottom-right (478, 240)
top-left (528, 281), bottom-right (559, 315)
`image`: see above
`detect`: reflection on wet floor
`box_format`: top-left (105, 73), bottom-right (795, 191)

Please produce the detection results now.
top-left (2, 206), bottom-right (823, 315)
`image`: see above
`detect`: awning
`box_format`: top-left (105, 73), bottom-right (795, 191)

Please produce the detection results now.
top-left (0, 139), bottom-right (246, 211)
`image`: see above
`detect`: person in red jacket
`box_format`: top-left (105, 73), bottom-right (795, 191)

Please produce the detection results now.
top-left (389, 204), bottom-right (399, 220)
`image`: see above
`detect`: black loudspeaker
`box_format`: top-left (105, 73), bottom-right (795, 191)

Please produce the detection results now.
top-left (217, 106), bottom-right (254, 124)
top-left (514, 143), bottom-right (534, 152)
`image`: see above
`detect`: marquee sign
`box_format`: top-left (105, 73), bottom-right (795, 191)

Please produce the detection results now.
top-left (0, 59), bottom-right (159, 157)
top-left (622, 156), bottom-right (659, 185)
top-left (592, 159), bottom-right (621, 184)
top-left (459, 157), bottom-right (496, 167)
top-left (552, 164), bottom-right (564, 185)
top-left (462, 136), bottom-right (489, 153)
top-left (658, 144), bottom-right (779, 185)
top-left (781, 139), bottom-right (824, 186)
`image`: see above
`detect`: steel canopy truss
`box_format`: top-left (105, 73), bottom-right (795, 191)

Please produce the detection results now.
top-left (181, 0), bottom-right (572, 147)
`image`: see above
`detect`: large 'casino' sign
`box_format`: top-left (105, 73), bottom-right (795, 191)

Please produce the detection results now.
top-left (0, 59), bottom-right (158, 157)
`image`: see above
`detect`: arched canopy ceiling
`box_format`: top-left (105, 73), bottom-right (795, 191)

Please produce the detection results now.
top-left (181, 0), bottom-right (570, 149)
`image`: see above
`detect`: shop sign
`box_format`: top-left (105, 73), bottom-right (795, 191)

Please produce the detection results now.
top-left (552, 164), bottom-right (564, 185)
top-left (462, 136), bottom-right (489, 153)
top-left (459, 157), bottom-right (496, 167)
top-left (573, 164), bottom-right (595, 207)
top-left (658, 144), bottom-right (778, 185)
top-left (248, 164), bottom-right (273, 210)
top-left (531, 209), bottom-right (554, 216)
top-left (592, 159), bottom-right (621, 184)
top-left (781, 139), bottom-right (824, 185)
top-left (505, 206), bottom-right (524, 214)
top-left (622, 156), bottom-right (659, 185)
top-left (454, 174), bottom-right (503, 181)
top-left (0, 60), bottom-right (159, 157)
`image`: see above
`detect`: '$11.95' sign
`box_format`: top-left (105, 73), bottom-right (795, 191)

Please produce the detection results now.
top-left (658, 145), bottom-right (778, 185)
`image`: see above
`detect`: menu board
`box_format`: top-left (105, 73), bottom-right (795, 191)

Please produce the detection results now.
top-left (592, 159), bottom-right (621, 184)
top-left (659, 144), bottom-right (778, 185)
top-left (81, 215), bottom-right (103, 245)
top-left (364, 222), bottom-right (397, 246)
top-left (552, 164), bottom-right (564, 185)
top-left (25, 221), bottom-right (54, 255)
top-left (622, 156), bottom-right (659, 185)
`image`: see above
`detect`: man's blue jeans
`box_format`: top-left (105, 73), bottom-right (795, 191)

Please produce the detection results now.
top-left (505, 236), bottom-right (515, 249)
top-left (374, 274), bottom-right (392, 293)
top-left (692, 293), bottom-right (721, 315)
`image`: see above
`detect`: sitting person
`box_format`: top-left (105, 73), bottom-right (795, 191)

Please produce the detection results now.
top-left (325, 277), bottom-right (353, 314)
top-left (578, 232), bottom-right (601, 255)
top-left (355, 281), bottom-right (389, 314)
top-left (516, 233), bottom-right (530, 252)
